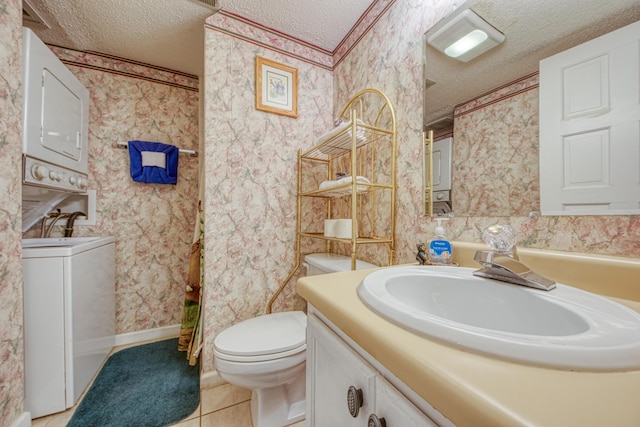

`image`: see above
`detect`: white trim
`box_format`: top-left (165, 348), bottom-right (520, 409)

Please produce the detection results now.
top-left (114, 324), bottom-right (180, 347)
top-left (9, 412), bottom-right (31, 427)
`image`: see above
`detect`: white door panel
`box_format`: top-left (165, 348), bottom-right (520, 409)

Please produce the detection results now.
top-left (540, 20), bottom-right (640, 215)
top-left (562, 55), bottom-right (609, 119)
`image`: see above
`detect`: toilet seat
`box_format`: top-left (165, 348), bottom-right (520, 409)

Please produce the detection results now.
top-left (214, 311), bottom-right (307, 363)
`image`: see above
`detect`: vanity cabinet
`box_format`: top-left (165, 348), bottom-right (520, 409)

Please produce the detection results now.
top-left (307, 312), bottom-right (438, 427)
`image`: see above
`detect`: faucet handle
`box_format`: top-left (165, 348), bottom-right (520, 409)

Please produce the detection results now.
top-left (474, 250), bottom-right (556, 291)
top-left (482, 224), bottom-right (518, 258)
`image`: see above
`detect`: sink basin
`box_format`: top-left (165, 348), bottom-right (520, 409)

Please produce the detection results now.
top-left (357, 266), bottom-right (640, 371)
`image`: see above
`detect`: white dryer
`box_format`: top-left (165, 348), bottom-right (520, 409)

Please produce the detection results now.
top-left (22, 237), bottom-right (115, 419)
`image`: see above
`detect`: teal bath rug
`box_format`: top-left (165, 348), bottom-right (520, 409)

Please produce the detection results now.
top-left (67, 338), bottom-right (199, 427)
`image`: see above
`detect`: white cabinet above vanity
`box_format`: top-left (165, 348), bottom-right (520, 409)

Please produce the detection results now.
top-left (539, 20), bottom-right (640, 216)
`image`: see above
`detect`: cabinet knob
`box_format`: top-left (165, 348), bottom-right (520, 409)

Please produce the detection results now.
top-left (347, 385), bottom-right (363, 418)
top-left (368, 414), bottom-right (387, 427)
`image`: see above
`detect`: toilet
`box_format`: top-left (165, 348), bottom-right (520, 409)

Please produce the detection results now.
top-left (213, 253), bottom-right (377, 427)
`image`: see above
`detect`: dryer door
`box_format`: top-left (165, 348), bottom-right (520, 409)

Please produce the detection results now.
top-left (41, 69), bottom-right (83, 162)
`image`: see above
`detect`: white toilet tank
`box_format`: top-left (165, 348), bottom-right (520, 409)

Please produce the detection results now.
top-left (303, 253), bottom-right (377, 276)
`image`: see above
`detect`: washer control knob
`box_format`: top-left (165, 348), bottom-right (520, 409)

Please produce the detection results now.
top-left (49, 171), bottom-right (61, 181)
top-left (69, 176), bottom-right (77, 185)
top-left (32, 164), bottom-right (49, 181)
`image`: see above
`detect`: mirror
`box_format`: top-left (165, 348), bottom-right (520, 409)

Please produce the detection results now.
top-left (423, 0), bottom-right (640, 217)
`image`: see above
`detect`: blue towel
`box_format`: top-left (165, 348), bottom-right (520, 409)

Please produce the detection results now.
top-left (128, 140), bottom-right (179, 185)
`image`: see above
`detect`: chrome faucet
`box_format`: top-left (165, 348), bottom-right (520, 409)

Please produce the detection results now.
top-left (472, 224), bottom-right (556, 291)
top-left (473, 251), bottom-right (556, 291)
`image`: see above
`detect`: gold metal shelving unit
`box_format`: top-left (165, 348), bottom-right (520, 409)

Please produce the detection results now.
top-left (423, 129), bottom-right (434, 217)
top-left (266, 88), bottom-right (397, 313)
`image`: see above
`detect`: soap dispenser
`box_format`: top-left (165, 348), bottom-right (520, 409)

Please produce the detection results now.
top-left (428, 218), bottom-right (453, 265)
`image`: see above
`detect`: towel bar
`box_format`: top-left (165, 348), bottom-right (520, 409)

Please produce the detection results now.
top-left (115, 141), bottom-right (198, 158)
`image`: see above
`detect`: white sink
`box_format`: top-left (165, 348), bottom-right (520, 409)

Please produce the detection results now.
top-left (357, 266), bottom-right (640, 371)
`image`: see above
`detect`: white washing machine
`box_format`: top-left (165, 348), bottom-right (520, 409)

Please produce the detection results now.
top-left (22, 236), bottom-right (115, 419)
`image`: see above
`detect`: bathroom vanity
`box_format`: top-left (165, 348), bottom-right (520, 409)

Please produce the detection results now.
top-left (297, 242), bottom-right (640, 426)
top-left (306, 310), bottom-right (442, 426)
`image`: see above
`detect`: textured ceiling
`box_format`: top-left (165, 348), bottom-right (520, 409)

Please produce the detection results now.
top-left (222, 0), bottom-right (375, 50)
top-left (22, 0), bottom-right (375, 77)
top-left (22, 0), bottom-right (640, 88)
top-left (424, 0), bottom-right (640, 126)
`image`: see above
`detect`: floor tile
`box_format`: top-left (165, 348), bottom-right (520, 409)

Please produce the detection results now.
top-left (31, 410), bottom-right (73, 427)
top-left (170, 415), bottom-right (202, 427)
top-left (201, 401), bottom-right (253, 427)
top-left (201, 382), bottom-right (252, 414)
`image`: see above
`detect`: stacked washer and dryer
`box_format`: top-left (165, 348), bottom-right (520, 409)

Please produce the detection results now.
top-left (21, 28), bottom-right (115, 419)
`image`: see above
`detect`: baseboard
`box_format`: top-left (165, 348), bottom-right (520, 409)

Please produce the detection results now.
top-left (9, 412), bottom-right (31, 427)
top-left (200, 370), bottom-right (226, 389)
top-left (114, 324), bottom-right (181, 347)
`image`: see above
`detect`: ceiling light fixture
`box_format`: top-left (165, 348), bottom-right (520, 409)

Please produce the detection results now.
top-left (427, 9), bottom-right (505, 63)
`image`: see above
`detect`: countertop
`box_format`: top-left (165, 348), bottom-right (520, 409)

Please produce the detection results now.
top-left (296, 244), bottom-right (640, 426)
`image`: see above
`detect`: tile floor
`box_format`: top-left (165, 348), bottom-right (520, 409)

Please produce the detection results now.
top-left (31, 341), bottom-right (306, 427)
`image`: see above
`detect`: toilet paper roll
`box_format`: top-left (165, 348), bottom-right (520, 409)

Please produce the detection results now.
top-left (334, 219), bottom-right (355, 239)
top-left (324, 219), bottom-right (337, 237)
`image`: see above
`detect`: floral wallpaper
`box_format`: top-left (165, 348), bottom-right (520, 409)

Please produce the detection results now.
top-left (452, 74), bottom-right (540, 217)
top-left (0, 0), bottom-right (25, 425)
top-left (333, 0), bottom-right (640, 262)
top-left (202, 16), bottom-right (334, 373)
top-left (333, 0), bottom-right (463, 264)
top-left (204, 0), bottom-right (640, 379)
top-left (4, 0), bottom-right (637, 423)
top-left (2, 6), bottom-right (198, 420)
top-left (23, 49), bottom-right (200, 335)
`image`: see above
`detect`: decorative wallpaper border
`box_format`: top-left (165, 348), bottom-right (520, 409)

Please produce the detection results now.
top-left (205, 1), bottom-right (397, 71)
top-left (48, 45), bottom-right (200, 91)
top-left (332, 0), bottom-right (397, 67)
top-left (205, 11), bottom-right (334, 70)
top-left (454, 72), bottom-right (539, 118)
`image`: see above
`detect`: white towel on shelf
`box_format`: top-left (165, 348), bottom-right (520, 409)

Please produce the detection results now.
top-left (336, 176), bottom-right (371, 185)
top-left (318, 176), bottom-right (372, 197)
top-left (319, 180), bottom-right (338, 189)
top-left (317, 119), bottom-right (366, 154)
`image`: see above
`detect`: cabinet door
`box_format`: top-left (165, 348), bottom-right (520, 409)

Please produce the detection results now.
top-left (371, 375), bottom-right (438, 427)
top-left (539, 20), bottom-right (640, 215)
top-left (307, 315), bottom-right (376, 426)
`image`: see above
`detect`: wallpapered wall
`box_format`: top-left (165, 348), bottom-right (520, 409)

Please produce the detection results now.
top-left (22, 48), bottom-right (201, 334)
top-left (333, 0), bottom-right (640, 261)
top-left (0, 0), bottom-right (26, 425)
top-left (3, 8), bottom-right (199, 422)
top-left (452, 74), bottom-right (540, 217)
top-left (201, 13), bottom-right (335, 373)
top-left (3, 0), bottom-right (639, 423)
top-left (201, 0), bottom-right (640, 374)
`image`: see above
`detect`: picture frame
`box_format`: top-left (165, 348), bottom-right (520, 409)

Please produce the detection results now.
top-left (255, 56), bottom-right (298, 118)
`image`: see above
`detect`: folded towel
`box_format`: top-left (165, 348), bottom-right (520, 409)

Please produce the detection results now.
top-left (337, 176), bottom-right (371, 185)
top-left (128, 140), bottom-right (179, 184)
top-left (318, 119), bottom-right (366, 154)
top-left (319, 180), bottom-right (338, 189)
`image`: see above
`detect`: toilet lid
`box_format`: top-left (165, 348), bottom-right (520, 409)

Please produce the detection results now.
top-left (214, 311), bottom-right (307, 357)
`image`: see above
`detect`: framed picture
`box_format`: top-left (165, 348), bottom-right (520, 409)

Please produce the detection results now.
top-left (255, 56), bottom-right (298, 118)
